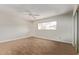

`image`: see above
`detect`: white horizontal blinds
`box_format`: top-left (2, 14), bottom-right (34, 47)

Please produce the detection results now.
top-left (38, 21), bottom-right (57, 30)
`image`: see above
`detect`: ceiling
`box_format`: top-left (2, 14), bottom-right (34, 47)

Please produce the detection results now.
top-left (0, 4), bottom-right (75, 21)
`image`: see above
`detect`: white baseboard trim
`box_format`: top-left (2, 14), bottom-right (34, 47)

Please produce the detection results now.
top-left (32, 35), bottom-right (72, 44)
top-left (0, 34), bottom-right (72, 44)
top-left (0, 34), bottom-right (32, 43)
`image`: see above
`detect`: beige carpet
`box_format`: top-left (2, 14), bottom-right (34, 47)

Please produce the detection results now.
top-left (0, 37), bottom-right (76, 55)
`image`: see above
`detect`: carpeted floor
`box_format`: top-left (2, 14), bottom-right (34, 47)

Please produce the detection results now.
top-left (0, 37), bottom-right (76, 55)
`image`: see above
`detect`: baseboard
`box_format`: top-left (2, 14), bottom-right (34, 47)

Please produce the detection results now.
top-left (32, 35), bottom-right (72, 44)
top-left (0, 34), bottom-right (32, 43)
top-left (0, 34), bottom-right (72, 44)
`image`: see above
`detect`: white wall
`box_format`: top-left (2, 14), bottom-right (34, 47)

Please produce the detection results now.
top-left (33, 12), bottom-right (73, 43)
top-left (0, 8), bottom-right (32, 42)
top-left (0, 7), bottom-right (73, 44)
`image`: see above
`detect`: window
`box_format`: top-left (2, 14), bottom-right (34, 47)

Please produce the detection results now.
top-left (38, 21), bottom-right (57, 30)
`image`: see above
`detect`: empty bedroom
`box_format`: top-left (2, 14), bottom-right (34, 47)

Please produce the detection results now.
top-left (0, 4), bottom-right (78, 55)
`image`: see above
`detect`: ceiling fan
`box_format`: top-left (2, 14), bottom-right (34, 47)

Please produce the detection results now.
top-left (22, 10), bottom-right (40, 20)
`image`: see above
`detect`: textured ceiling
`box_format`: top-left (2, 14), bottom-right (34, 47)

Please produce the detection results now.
top-left (0, 4), bottom-right (74, 21)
